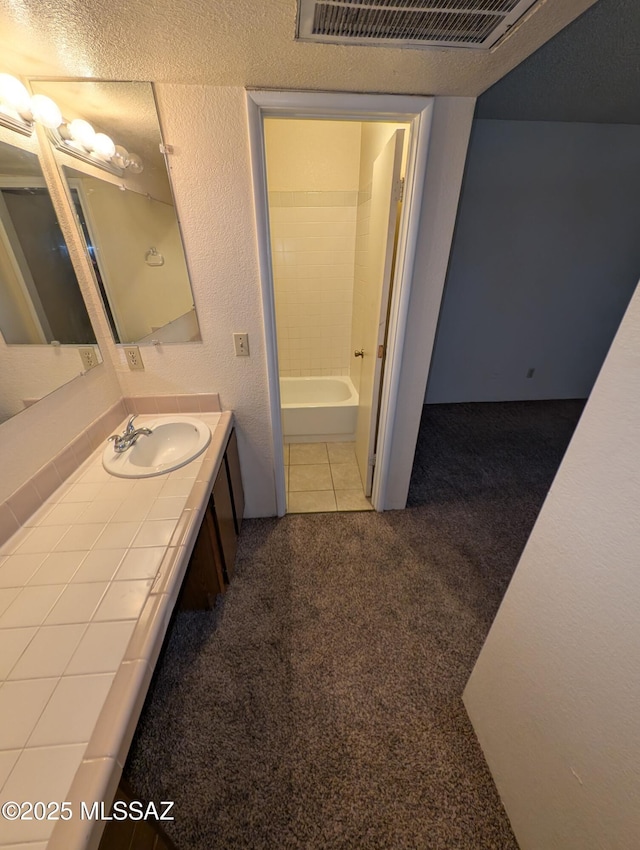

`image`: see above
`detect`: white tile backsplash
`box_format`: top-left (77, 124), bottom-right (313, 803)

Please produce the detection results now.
top-left (93, 580), bottom-right (153, 622)
top-left (94, 522), bottom-right (141, 550)
top-left (0, 585), bottom-right (66, 628)
top-left (65, 621), bottom-right (137, 676)
top-left (7, 625), bottom-right (86, 680)
top-left (0, 747), bottom-right (20, 791)
top-left (71, 549), bottom-right (126, 583)
top-left (15, 526), bottom-right (71, 555)
top-left (271, 200), bottom-right (356, 377)
top-left (0, 744), bottom-right (87, 843)
top-left (0, 554), bottom-right (47, 589)
top-left (44, 584), bottom-right (108, 626)
top-left (116, 548), bottom-right (165, 581)
top-left (28, 673), bottom-right (115, 748)
top-left (133, 520), bottom-right (178, 549)
top-left (28, 551), bottom-right (87, 586)
top-left (0, 628), bottom-right (37, 679)
top-left (54, 523), bottom-right (106, 552)
top-left (0, 678), bottom-right (58, 749)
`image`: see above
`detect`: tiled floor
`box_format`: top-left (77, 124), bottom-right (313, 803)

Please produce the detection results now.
top-left (284, 442), bottom-right (373, 514)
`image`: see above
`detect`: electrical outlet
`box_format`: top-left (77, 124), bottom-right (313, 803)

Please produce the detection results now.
top-left (78, 347), bottom-right (98, 371)
top-left (233, 333), bottom-right (250, 357)
top-left (124, 345), bottom-right (144, 371)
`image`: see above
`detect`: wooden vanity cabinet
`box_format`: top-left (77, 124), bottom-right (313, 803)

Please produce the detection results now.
top-left (179, 428), bottom-right (244, 610)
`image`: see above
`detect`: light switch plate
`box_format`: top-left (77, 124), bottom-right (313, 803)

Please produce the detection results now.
top-left (233, 333), bottom-right (250, 357)
top-left (78, 347), bottom-right (99, 371)
top-left (124, 346), bottom-right (144, 370)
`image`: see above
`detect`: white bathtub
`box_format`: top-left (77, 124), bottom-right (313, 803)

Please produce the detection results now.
top-left (280, 376), bottom-right (358, 442)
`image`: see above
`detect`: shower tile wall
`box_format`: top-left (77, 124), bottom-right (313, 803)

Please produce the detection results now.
top-left (269, 191), bottom-right (357, 377)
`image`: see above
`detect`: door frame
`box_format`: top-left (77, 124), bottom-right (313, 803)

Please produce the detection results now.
top-left (246, 90), bottom-right (433, 515)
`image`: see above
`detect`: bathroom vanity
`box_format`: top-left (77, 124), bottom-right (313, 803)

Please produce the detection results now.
top-left (0, 411), bottom-right (244, 850)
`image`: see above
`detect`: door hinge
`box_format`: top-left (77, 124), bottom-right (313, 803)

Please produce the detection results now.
top-left (397, 177), bottom-right (405, 202)
top-left (377, 344), bottom-right (384, 359)
top-left (369, 453), bottom-right (376, 467)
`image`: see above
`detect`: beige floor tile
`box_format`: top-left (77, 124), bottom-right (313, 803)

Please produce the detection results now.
top-left (287, 491), bottom-right (337, 513)
top-left (289, 464), bottom-right (333, 492)
top-left (289, 443), bottom-right (329, 465)
top-left (327, 442), bottom-right (357, 464)
top-left (335, 490), bottom-right (373, 512)
top-left (330, 463), bottom-right (363, 490)
top-left (283, 444), bottom-right (290, 464)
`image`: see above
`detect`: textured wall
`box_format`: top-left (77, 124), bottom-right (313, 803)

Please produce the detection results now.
top-left (464, 275), bottom-right (640, 850)
top-left (426, 119), bottom-right (640, 404)
top-left (109, 85), bottom-right (275, 517)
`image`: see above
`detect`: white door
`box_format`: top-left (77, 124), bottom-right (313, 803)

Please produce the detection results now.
top-left (354, 130), bottom-right (404, 498)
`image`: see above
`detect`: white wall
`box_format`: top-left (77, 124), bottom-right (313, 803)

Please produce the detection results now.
top-left (264, 119), bottom-right (361, 192)
top-left (464, 275), bottom-right (640, 850)
top-left (426, 120), bottom-right (640, 403)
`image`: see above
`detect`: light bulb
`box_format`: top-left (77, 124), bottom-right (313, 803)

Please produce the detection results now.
top-left (92, 132), bottom-right (116, 159)
top-left (112, 144), bottom-right (129, 169)
top-left (0, 74), bottom-right (31, 119)
top-left (126, 153), bottom-right (143, 174)
top-left (30, 94), bottom-right (62, 130)
top-left (68, 118), bottom-right (96, 151)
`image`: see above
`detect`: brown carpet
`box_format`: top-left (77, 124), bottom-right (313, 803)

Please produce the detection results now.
top-left (125, 400), bottom-right (584, 849)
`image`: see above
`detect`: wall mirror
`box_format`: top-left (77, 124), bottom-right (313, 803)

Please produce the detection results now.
top-left (0, 123), bottom-right (100, 424)
top-left (32, 80), bottom-right (201, 345)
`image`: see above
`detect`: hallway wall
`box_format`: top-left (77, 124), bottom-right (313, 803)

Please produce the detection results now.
top-left (464, 274), bottom-right (640, 848)
top-left (426, 119), bottom-right (640, 403)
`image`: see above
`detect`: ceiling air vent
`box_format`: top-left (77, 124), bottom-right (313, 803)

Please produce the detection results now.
top-left (296, 0), bottom-right (541, 50)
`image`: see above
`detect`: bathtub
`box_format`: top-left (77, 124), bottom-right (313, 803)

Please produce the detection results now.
top-left (280, 376), bottom-right (358, 442)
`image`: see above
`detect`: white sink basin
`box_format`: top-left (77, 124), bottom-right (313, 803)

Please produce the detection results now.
top-left (103, 416), bottom-right (211, 478)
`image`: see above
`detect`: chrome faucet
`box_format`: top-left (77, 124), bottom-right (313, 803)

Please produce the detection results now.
top-left (107, 415), bottom-right (152, 453)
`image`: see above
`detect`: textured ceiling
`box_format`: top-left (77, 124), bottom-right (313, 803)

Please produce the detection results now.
top-left (477, 0), bottom-right (640, 123)
top-left (0, 0), bottom-right (599, 98)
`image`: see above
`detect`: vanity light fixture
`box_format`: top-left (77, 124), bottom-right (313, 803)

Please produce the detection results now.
top-left (50, 118), bottom-right (144, 177)
top-left (0, 73), bottom-right (35, 135)
top-left (29, 94), bottom-right (62, 130)
top-left (0, 71), bottom-right (144, 178)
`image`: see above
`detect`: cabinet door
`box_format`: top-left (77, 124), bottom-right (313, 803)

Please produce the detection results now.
top-left (225, 429), bottom-right (244, 535)
top-left (98, 778), bottom-right (178, 850)
top-left (179, 500), bottom-right (225, 610)
top-left (212, 459), bottom-right (237, 582)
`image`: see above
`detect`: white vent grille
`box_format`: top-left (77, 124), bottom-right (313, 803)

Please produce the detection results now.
top-left (296, 0), bottom-right (541, 49)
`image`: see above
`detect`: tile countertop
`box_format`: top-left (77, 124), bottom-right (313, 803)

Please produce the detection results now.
top-left (0, 411), bottom-right (233, 850)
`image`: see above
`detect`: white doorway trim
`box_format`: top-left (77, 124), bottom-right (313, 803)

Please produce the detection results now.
top-left (246, 90), bottom-right (434, 516)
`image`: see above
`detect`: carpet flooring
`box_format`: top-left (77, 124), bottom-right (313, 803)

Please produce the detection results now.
top-left (125, 400), bottom-right (585, 850)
